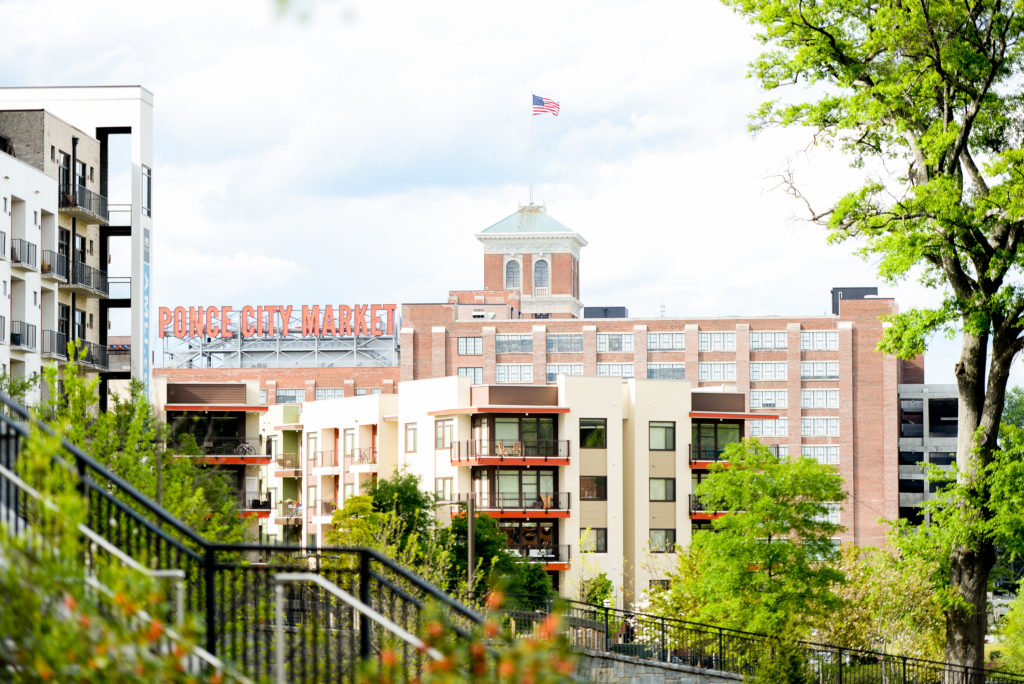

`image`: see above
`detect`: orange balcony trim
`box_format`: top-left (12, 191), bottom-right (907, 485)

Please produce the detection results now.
top-left (452, 456), bottom-right (571, 467)
top-left (544, 562), bottom-right (570, 572)
top-left (477, 509), bottom-right (570, 519)
top-left (240, 510), bottom-right (271, 519)
top-left (690, 511), bottom-right (728, 520)
top-left (428, 406), bottom-right (570, 417)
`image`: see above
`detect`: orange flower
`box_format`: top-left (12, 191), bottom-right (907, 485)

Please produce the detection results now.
top-left (553, 657), bottom-right (575, 675)
top-left (426, 621), bottom-right (444, 639)
top-left (210, 673), bottom-right (224, 684)
top-left (498, 660), bottom-right (516, 677)
top-left (145, 619), bottom-right (164, 642)
top-left (62, 593), bottom-right (77, 613)
top-left (380, 649), bottom-right (397, 667)
top-left (486, 591), bottom-right (505, 611)
top-left (78, 614), bottom-right (91, 629)
top-left (484, 620), bottom-right (500, 638)
top-left (34, 657), bottom-right (53, 681)
top-left (537, 613), bottom-right (561, 640)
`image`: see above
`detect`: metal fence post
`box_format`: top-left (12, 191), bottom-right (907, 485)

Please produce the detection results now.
top-left (661, 616), bottom-right (666, 662)
top-left (204, 545), bottom-right (217, 656)
top-left (902, 655), bottom-right (907, 683)
top-left (717, 627), bottom-right (723, 670)
top-left (837, 647), bottom-right (843, 684)
top-left (603, 601), bottom-right (611, 652)
top-left (275, 582), bottom-right (285, 684)
top-left (359, 550), bottom-right (372, 659)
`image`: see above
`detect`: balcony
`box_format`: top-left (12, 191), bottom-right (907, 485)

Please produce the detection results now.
top-left (314, 450), bottom-right (338, 467)
top-left (77, 341), bottom-right (108, 371)
top-left (59, 184), bottom-right (109, 224)
top-left (461, 491), bottom-right (571, 519)
top-left (310, 499), bottom-right (338, 518)
top-left (689, 494), bottom-right (728, 520)
top-left (66, 261), bottom-right (109, 296)
top-left (170, 437), bottom-right (270, 465)
top-left (239, 490), bottom-right (273, 518)
top-left (107, 346), bottom-right (131, 372)
top-left (274, 452), bottom-right (302, 477)
top-left (689, 443), bottom-right (780, 468)
top-left (509, 543), bottom-right (571, 570)
top-left (352, 447), bottom-right (377, 466)
top-left (10, 321), bottom-right (36, 351)
top-left (41, 329), bottom-right (67, 360)
top-left (451, 439), bottom-right (571, 467)
top-left (11, 239), bottom-right (37, 270)
top-left (41, 250), bottom-right (68, 282)
top-left (275, 500), bottom-right (304, 524)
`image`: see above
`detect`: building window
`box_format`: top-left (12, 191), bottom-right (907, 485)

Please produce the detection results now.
top-left (546, 333), bottom-right (583, 353)
top-left (649, 478), bottom-right (676, 502)
top-left (495, 334), bottom-right (532, 354)
top-left (750, 418), bottom-right (788, 437)
top-left (458, 337), bottom-right (482, 355)
top-left (50, 145), bottom-right (55, 162)
top-left (546, 363), bottom-right (583, 382)
top-left (698, 331), bottom-right (736, 351)
top-left (343, 429), bottom-right (355, 457)
top-left (435, 418), bottom-right (454, 449)
top-left (647, 363), bottom-right (685, 380)
top-left (647, 332), bottom-right (685, 351)
top-left (276, 388), bottom-right (303, 403)
top-left (343, 483), bottom-right (354, 499)
top-left (750, 390), bottom-right (787, 409)
top-left (597, 363), bottom-right (634, 378)
top-left (800, 330), bottom-right (839, 351)
top-left (580, 476), bottom-right (608, 501)
top-left (750, 330), bottom-right (787, 350)
top-left (801, 361), bottom-right (839, 379)
top-left (815, 502), bottom-right (842, 525)
top-left (87, 312), bottom-right (93, 328)
top-left (801, 389), bottom-right (839, 409)
top-left (649, 529), bottom-right (676, 553)
top-left (315, 388), bottom-right (344, 401)
top-left (534, 259), bottom-right (549, 288)
top-left (801, 417), bottom-right (840, 437)
top-left (750, 362), bottom-right (787, 381)
top-left (405, 423), bottom-right (417, 452)
top-left (458, 367), bottom-right (483, 384)
top-left (580, 528), bottom-right (608, 553)
top-left (258, 389), bottom-right (267, 404)
top-left (580, 419), bottom-right (607, 448)
top-left (435, 477), bottom-right (453, 502)
top-left (496, 364), bottom-right (532, 383)
top-left (803, 445), bottom-right (839, 465)
top-left (597, 333), bottom-right (633, 352)
top-left (649, 421), bottom-right (675, 450)
top-left (142, 166), bottom-right (152, 217)
top-left (355, 388), bottom-right (368, 396)
top-left (505, 260), bottom-right (521, 288)
top-left (698, 362), bottom-right (736, 381)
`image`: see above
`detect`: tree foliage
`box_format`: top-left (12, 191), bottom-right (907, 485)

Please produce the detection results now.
top-left (721, 0), bottom-right (1024, 667)
top-left (445, 513), bottom-right (555, 598)
top-left (653, 439), bottom-right (845, 635)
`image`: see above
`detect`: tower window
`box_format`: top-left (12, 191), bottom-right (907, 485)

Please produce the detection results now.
top-left (505, 260), bottom-right (521, 289)
top-left (534, 259), bottom-right (549, 288)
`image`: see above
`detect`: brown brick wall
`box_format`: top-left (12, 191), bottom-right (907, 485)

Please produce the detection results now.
top-left (552, 253), bottom-right (574, 296)
top-left (155, 367), bottom-right (400, 398)
top-left (483, 254), bottom-right (503, 291)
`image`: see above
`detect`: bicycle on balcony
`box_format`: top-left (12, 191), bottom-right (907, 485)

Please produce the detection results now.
top-left (235, 441), bottom-right (256, 456)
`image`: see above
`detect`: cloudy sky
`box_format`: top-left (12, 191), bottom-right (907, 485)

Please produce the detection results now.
top-left (0, 0), bottom-right (987, 383)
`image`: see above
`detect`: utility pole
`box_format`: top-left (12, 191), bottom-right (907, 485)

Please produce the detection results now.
top-left (467, 493), bottom-right (475, 592)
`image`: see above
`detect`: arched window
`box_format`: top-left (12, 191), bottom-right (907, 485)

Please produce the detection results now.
top-left (505, 260), bottom-right (521, 288)
top-left (534, 260), bottom-right (550, 289)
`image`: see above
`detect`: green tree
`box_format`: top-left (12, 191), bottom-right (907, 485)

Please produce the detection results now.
top-left (720, 0), bottom-right (1024, 667)
top-left (655, 440), bottom-right (845, 635)
top-left (1004, 388), bottom-right (1024, 430)
top-left (368, 469), bottom-right (436, 551)
top-left (445, 513), bottom-right (555, 598)
top-left (580, 572), bottom-right (614, 606)
top-left (997, 585), bottom-right (1024, 673)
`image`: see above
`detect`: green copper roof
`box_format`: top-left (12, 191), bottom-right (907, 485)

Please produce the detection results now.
top-left (479, 205), bottom-right (573, 234)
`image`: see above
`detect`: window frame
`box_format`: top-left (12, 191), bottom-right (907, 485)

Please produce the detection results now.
top-left (596, 332), bottom-right (634, 353)
top-left (579, 419), bottom-right (607, 449)
top-left (458, 367), bottom-right (483, 384)
top-left (505, 260), bottom-right (521, 288)
top-left (580, 475), bottom-right (608, 501)
top-left (546, 363), bottom-right (583, 382)
top-left (647, 332), bottom-right (685, 351)
top-left (495, 334), bottom-right (533, 354)
top-left (534, 259), bottom-right (550, 289)
top-left (405, 423), bottom-right (418, 453)
top-left (649, 421), bottom-right (676, 451)
top-left (546, 333), bottom-right (583, 353)
top-left (649, 477), bottom-right (676, 502)
top-left (435, 418), bottom-right (454, 449)
top-left (698, 331), bottom-right (737, 352)
top-left (649, 529), bottom-right (677, 554)
top-left (647, 363), bottom-right (685, 380)
top-left (495, 363), bottom-right (533, 383)
top-left (580, 528), bottom-right (608, 554)
top-left (457, 337), bottom-right (483, 355)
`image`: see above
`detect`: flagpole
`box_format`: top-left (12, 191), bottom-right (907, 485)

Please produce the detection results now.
top-left (530, 99), bottom-right (535, 205)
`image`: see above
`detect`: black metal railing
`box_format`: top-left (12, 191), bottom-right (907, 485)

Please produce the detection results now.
top-left (453, 438), bottom-right (570, 463)
top-left (10, 320), bottom-right (36, 350)
top-left (10, 239), bottom-right (37, 269)
top-left (508, 544), bottom-right (570, 564)
top-left (688, 494), bottom-right (729, 515)
top-left (71, 260), bottom-right (109, 295)
top-left (490, 594), bottom-right (1024, 683)
top-left (461, 491), bottom-right (571, 512)
top-left (0, 391), bottom-right (488, 682)
top-left (78, 341), bottom-right (108, 370)
top-left (59, 183), bottom-right (109, 221)
top-left (41, 329), bottom-right (67, 359)
top-left (689, 443), bottom-right (780, 464)
top-left (238, 490), bottom-right (273, 511)
top-left (276, 500), bottom-right (303, 520)
top-left (170, 436), bottom-right (261, 457)
top-left (40, 250), bottom-right (68, 280)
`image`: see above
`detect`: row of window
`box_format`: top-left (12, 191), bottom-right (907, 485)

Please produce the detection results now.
top-left (579, 528), bottom-right (675, 554)
top-left (261, 387), bottom-right (378, 403)
top-left (459, 331), bottom-right (840, 356)
top-left (748, 417), bottom-right (841, 437)
top-left (504, 259), bottom-right (550, 289)
top-left (580, 476), bottom-right (675, 502)
top-left (479, 361), bottom-right (839, 383)
top-left (749, 388), bottom-right (840, 409)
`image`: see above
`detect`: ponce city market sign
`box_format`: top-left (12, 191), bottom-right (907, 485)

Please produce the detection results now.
top-left (158, 305), bottom-right (398, 339)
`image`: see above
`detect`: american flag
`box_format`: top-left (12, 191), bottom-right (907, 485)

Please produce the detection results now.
top-left (532, 95), bottom-right (560, 116)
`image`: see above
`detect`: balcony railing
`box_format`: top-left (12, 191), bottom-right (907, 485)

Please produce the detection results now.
top-left (314, 450), bottom-right (338, 468)
top-left (353, 447), bottom-right (377, 465)
top-left (508, 543), bottom-right (571, 564)
top-left (276, 500), bottom-right (303, 521)
top-left (275, 452), bottom-right (301, 470)
top-left (107, 347), bottom-right (131, 372)
top-left (462, 491), bottom-right (571, 512)
top-left (311, 499), bottom-right (338, 517)
top-left (77, 341), bottom-right (108, 370)
top-left (173, 436), bottom-right (261, 456)
top-left (11, 239), bottom-right (37, 269)
top-left (10, 321), bottom-right (36, 351)
top-left (40, 250), bottom-right (68, 281)
top-left (689, 443), bottom-right (780, 464)
top-left (689, 494), bottom-right (728, 514)
top-left (70, 261), bottom-right (109, 295)
top-left (239, 490), bottom-right (273, 511)
top-left (41, 329), bottom-right (67, 359)
top-left (59, 183), bottom-right (109, 222)
top-left (452, 439), bottom-right (570, 464)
